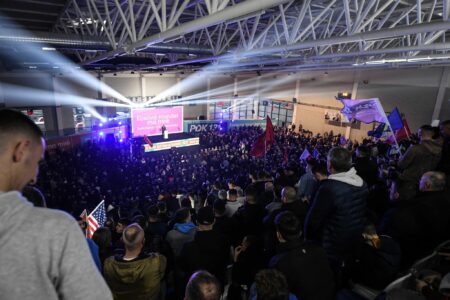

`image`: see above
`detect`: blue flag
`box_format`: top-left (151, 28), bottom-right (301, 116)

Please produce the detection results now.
top-left (387, 107), bottom-right (404, 131)
top-left (313, 149), bottom-right (320, 159)
top-left (368, 123), bottom-right (386, 138)
top-left (300, 149), bottom-right (311, 161)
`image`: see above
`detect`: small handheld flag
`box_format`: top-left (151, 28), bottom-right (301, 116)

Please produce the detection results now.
top-left (87, 200), bottom-right (106, 239)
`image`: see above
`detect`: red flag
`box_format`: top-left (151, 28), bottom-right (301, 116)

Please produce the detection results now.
top-left (265, 116), bottom-right (275, 145)
top-left (395, 118), bottom-right (411, 141)
top-left (144, 135), bottom-right (153, 147)
top-left (250, 116), bottom-right (275, 158)
top-left (388, 117), bottom-right (411, 144)
top-left (250, 134), bottom-right (266, 157)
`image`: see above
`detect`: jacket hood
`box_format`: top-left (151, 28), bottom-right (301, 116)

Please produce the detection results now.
top-left (174, 222), bottom-right (196, 234)
top-left (0, 191), bottom-right (33, 238)
top-left (328, 167), bottom-right (364, 187)
top-left (422, 139), bottom-right (442, 156)
top-left (108, 255), bottom-right (152, 284)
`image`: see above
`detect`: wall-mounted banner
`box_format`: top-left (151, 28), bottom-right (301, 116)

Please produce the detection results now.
top-left (186, 121), bottom-right (228, 133)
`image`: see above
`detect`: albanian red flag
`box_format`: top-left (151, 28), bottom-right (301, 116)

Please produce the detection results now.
top-left (250, 134), bottom-right (266, 157)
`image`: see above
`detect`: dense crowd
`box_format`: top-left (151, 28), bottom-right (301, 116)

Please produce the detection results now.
top-left (1, 108), bottom-right (450, 300)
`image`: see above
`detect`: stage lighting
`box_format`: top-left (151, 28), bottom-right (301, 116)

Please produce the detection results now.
top-left (337, 92), bottom-right (352, 99)
top-left (119, 130), bottom-right (122, 134)
top-left (119, 139), bottom-right (124, 143)
top-left (99, 123), bottom-right (103, 127)
top-left (118, 121), bottom-right (122, 125)
top-left (99, 132), bottom-right (104, 136)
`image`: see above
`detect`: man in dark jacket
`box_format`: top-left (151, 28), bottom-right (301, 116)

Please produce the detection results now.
top-left (213, 199), bottom-right (238, 246)
top-left (354, 145), bottom-right (378, 187)
top-left (233, 185), bottom-right (265, 243)
top-left (304, 147), bottom-right (368, 272)
top-left (438, 120), bottom-right (450, 187)
top-left (264, 186), bottom-right (308, 227)
top-left (180, 206), bottom-right (230, 286)
top-left (270, 211), bottom-right (335, 300)
top-left (379, 171), bottom-right (449, 267)
top-left (397, 125), bottom-right (442, 200)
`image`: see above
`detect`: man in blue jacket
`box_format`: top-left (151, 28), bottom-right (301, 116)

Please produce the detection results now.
top-left (304, 147), bottom-right (368, 274)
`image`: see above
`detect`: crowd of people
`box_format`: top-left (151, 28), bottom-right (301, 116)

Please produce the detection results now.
top-left (1, 108), bottom-right (450, 300)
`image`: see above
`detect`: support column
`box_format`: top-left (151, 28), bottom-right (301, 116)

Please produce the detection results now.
top-left (176, 76), bottom-right (181, 97)
top-left (51, 75), bottom-right (75, 136)
top-left (346, 72), bottom-right (360, 140)
top-left (42, 107), bottom-right (59, 137)
top-left (254, 76), bottom-right (261, 119)
top-left (292, 78), bottom-right (300, 126)
top-left (432, 67), bottom-right (450, 122)
top-left (141, 74), bottom-right (146, 98)
top-left (207, 77), bottom-right (211, 120)
top-left (232, 76), bottom-right (238, 120)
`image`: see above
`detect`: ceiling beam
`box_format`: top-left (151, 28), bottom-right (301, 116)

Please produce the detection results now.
top-left (82, 0), bottom-right (293, 65)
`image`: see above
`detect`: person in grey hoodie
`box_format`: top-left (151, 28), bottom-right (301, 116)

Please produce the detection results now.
top-left (166, 207), bottom-right (197, 257)
top-left (0, 109), bottom-right (112, 300)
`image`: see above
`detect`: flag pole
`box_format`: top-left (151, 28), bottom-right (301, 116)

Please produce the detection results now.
top-left (375, 100), bottom-right (402, 155)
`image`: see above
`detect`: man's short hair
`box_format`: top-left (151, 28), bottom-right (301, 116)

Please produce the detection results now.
top-left (218, 189), bottom-right (227, 200)
top-left (328, 147), bottom-right (352, 172)
top-left (312, 163), bottom-right (328, 176)
top-left (245, 185), bottom-right (258, 203)
top-left (281, 186), bottom-right (296, 203)
top-left (423, 171), bottom-right (446, 191)
top-left (213, 199), bottom-right (226, 215)
top-left (357, 145), bottom-right (370, 157)
top-left (275, 211), bottom-right (301, 241)
top-left (420, 125), bottom-right (435, 137)
top-left (227, 189), bottom-right (237, 197)
top-left (174, 207), bottom-right (191, 223)
top-left (0, 109), bottom-right (44, 153)
top-left (255, 269), bottom-right (290, 300)
top-left (122, 223), bottom-right (144, 251)
top-left (118, 218), bottom-right (131, 226)
top-left (185, 271), bottom-right (221, 300)
top-left (440, 120), bottom-right (450, 127)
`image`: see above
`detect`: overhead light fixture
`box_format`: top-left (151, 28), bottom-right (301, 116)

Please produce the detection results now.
top-left (42, 47), bottom-right (56, 51)
top-left (407, 56), bottom-right (432, 62)
top-left (53, 66), bottom-right (59, 69)
top-left (155, 53), bottom-right (165, 56)
top-left (28, 66), bottom-right (37, 69)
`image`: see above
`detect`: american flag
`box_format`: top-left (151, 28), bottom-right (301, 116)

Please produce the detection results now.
top-left (87, 200), bottom-right (106, 239)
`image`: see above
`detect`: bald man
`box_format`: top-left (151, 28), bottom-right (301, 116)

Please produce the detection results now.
top-left (380, 171), bottom-right (449, 267)
top-left (104, 223), bottom-right (166, 300)
top-left (0, 109), bottom-right (112, 300)
top-left (264, 186), bottom-right (308, 227)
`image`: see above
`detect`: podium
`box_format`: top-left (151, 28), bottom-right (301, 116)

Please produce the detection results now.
top-left (163, 130), bottom-right (168, 139)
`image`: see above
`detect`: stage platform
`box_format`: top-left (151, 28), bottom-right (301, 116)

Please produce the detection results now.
top-left (140, 133), bottom-right (200, 152)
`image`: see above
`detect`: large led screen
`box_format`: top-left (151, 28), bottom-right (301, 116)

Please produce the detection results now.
top-left (131, 106), bottom-right (184, 137)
